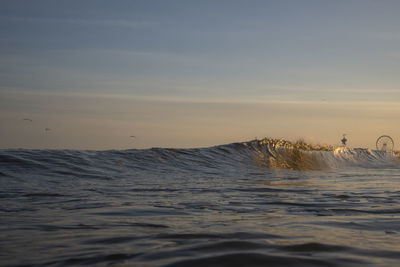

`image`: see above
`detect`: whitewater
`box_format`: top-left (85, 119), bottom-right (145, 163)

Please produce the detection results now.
top-left (1, 139), bottom-right (400, 266)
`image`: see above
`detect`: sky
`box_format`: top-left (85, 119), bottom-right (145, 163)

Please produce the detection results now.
top-left (1, 0), bottom-right (400, 149)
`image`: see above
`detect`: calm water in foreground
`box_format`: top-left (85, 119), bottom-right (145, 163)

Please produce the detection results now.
top-left (1, 140), bottom-right (400, 266)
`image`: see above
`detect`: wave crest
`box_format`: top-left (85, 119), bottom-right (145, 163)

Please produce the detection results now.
top-left (1, 139), bottom-right (399, 175)
top-left (245, 138), bottom-right (399, 171)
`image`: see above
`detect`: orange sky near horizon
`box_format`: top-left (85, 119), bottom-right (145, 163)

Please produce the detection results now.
top-left (1, 90), bottom-right (398, 150)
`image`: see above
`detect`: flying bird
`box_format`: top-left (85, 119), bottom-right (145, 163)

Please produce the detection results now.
top-left (45, 128), bottom-right (51, 131)
top-left (22, 118), bottom-right (33, 122)
top-left (130, 135), bottom-right (136, 138)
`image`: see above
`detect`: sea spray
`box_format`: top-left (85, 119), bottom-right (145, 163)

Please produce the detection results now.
top-left (245, 138), bottom-right (399, 170)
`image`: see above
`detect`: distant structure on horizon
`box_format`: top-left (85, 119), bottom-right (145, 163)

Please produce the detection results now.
top-left (376, 135), bottom-right (394, 152)
top-left (341, 134), bottom-right (347, 146)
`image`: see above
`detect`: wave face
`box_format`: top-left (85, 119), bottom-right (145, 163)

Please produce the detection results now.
top-left (1, 139), bottom-right (400, 267)
top-left (0, 139), bottom-right (398, 176)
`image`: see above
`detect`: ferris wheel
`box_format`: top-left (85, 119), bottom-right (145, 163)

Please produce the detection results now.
top-left (376, 135), bottom-right (394, 152)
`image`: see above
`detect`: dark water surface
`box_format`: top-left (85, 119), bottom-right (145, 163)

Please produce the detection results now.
top-left (1, 140), bottom-right (400, 266)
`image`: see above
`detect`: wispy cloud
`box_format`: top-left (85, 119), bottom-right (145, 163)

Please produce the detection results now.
top-left (0, 15), bottom-right (154, 29)
top-left (1, 87), bottom-right (399, 108)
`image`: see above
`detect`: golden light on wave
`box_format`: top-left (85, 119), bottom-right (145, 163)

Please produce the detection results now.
top-left (245, 138), bottom-right (400, 171)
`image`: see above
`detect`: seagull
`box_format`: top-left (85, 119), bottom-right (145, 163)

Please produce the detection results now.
top-left (130, 135), bottom-right (136, 138)
top-left (22, 118), bottom-right (33, 122)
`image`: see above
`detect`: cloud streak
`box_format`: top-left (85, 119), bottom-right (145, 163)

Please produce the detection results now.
top-left (0, 15), bottom-right (154, 29)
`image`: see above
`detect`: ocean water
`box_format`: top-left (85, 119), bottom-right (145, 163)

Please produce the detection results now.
top-left (1, 139), bottom-right (400, 266)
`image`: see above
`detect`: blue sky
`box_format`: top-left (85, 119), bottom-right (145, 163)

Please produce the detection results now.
top-left (1, 1), bottom-right (400, 149)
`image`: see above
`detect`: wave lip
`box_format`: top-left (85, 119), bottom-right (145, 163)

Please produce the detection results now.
top-left (247, 139), bottom-right (400, 171)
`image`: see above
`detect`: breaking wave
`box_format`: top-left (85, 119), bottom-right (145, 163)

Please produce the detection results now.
top-left (1, 138), bottom-right (399, 174)
top-left (246, 139), bottom-right (400, 170)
